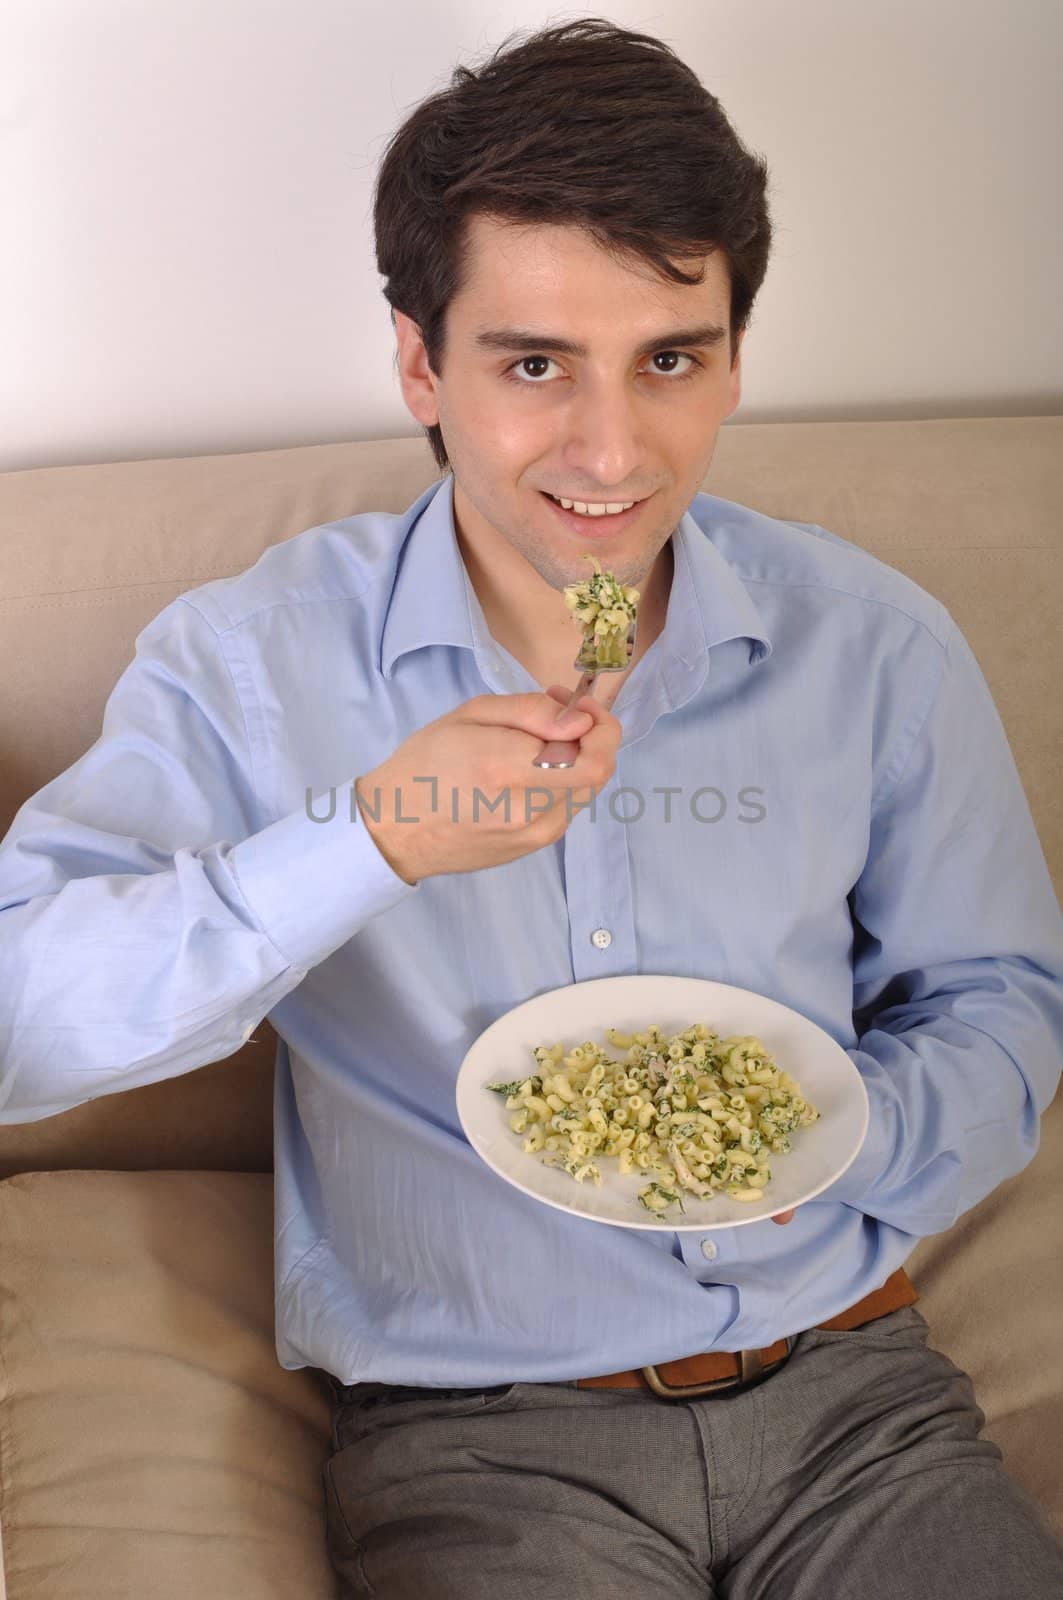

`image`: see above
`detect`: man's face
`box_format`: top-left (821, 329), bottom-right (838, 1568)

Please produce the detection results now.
top-left (394, 213), bottom-right (743, 595)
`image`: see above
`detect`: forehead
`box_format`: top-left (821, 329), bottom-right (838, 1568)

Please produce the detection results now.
top-left (451, 213), bottom-right (729, 328)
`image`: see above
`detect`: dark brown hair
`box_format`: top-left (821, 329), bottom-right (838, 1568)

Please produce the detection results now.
top-left (372, 17), bottom-right (773, 473)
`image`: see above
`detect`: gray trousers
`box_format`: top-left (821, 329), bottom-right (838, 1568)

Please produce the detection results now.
top-left (322, 1305), bottom-right (1063, 1598)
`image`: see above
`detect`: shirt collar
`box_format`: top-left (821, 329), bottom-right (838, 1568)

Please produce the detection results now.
top-left (380, 472), bottom-right (772, 682)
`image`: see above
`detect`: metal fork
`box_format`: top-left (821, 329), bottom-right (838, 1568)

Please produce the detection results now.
top-left (531, 615), bottom-right (637, 769)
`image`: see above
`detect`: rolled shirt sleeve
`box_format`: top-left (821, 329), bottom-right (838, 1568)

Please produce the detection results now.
top-left (825, 615), bottom-right (1063, 1230)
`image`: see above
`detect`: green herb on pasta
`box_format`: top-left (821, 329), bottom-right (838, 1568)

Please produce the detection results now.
top-left (562, 554), bottom-right (640, 670)
top-left (486, 1022), bottom-right (820, 1214)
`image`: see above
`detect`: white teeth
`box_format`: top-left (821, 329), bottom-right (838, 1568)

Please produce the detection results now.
top-left (556, 497), bottom-right (635, 516)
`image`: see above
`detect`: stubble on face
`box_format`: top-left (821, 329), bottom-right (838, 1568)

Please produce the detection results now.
top-left (449, 468), bottom-right (676, 598)
top-left (428, 215), bottom-right (740, 608)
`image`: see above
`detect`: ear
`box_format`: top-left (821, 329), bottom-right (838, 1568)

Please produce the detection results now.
top-left (723, 326), bottom-right (744, 420)
top-left (393, 310), bottom-right (440, 428)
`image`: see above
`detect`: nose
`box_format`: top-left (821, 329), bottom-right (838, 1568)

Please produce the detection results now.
top-left (560, 375), bottom-right (645, 492)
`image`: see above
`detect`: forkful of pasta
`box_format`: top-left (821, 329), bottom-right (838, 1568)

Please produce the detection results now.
top-left (532, 555), bottom-right (639, 769)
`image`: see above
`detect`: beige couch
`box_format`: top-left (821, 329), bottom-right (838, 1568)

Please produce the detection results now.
top-left (1, 419), bottom-right (1061, 1599)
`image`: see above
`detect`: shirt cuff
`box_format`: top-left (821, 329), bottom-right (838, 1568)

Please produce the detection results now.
top-left (228, 782), bottom-right (417, 972)
top-left (818, 1053), bottom-right (893, 1207)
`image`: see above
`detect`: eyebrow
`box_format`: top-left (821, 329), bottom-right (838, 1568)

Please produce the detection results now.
top-left (471, 322), bottom-right (729, 360)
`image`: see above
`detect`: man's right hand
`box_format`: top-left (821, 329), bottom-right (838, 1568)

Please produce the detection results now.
top-left (355, 688), bottom-right (621, 885)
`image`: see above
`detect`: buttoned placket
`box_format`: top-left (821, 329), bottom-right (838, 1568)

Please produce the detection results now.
top-left (473, 622), bottom-right (737, 1285)
top-left (564, 783), bottom-right (739, 1281)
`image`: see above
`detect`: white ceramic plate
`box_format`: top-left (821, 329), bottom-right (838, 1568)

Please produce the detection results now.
top-left (456, 974), bottom-right (868, 1230)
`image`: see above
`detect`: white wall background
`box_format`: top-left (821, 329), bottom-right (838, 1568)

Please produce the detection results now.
top-left (2, 0), bottom-right (1060, 474)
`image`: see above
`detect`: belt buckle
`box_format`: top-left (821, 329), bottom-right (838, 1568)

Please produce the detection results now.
top-left (641, 1337), bottom-right (793, 1400)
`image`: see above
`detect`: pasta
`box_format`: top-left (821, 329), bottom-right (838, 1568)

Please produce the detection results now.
top-left (486, 1021), bottom-right (820, 1216)
top-left (562, 554), bottom-right (640, 670)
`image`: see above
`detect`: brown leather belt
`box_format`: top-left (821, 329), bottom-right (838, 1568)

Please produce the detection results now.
top-left (574, 1267), bottom-right (919, 1399)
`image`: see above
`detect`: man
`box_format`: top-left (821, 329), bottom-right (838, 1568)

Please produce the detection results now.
top-left (2, 17), bottom-right (1063, 1599)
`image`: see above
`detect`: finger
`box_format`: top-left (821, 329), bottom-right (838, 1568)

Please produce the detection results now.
top-left (463, 691), bottom-right (595, 739)
top-left (543, 687), bottom-right (621, 740)
top-left (536, 687), bottom-right (620, 760)
top-left (770, 1209), bottom-right (796, 1224)
top-left (542, 684), bottom-right (585, 724)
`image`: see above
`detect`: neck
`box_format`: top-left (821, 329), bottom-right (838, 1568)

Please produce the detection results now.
top-left (457, 506), bottom-right (675, 691)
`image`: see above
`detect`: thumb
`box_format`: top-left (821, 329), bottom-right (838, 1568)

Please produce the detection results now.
top-left (464, 690), bottom-right (595, 738)
top-left (543, 683), bottom-right (595, 726)
top-left (543, 683), bottom-right (617, 721)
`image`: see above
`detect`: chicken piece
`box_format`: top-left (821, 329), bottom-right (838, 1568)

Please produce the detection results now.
top-left (668, 1138), bottom-right (714, 1198)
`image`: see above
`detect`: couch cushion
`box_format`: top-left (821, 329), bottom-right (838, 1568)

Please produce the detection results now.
top-left (1, 1119), bottom-right (1061, 1598)
top-left (0, 1171), bottom-right (338, 1599)
top-left (907, 1085), bottom-right (1063, 1529)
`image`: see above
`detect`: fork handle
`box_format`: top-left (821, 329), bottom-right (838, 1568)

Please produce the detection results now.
top-left (532, 671), bottom-right (597, 769)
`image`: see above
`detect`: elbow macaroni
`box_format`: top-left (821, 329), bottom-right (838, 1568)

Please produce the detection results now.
top-left (562, 554), bottom-right (640, 671)
top-left (486, 1021), bottom-right (820, 1216)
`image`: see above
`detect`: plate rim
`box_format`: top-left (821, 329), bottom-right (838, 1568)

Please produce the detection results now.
top-left (455, 974), bottom-right (868, 1231)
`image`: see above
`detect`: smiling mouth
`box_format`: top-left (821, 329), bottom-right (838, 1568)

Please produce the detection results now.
top-left (542, 491), bottom-right (647, 514)
top-left (544, 492), bottom-right (643, 505)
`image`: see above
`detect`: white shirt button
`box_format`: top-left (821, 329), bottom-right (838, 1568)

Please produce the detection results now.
top-left (700, 1238), bottom-right (718, 1261)
top-left (590, 928), bottom-right (613, 950)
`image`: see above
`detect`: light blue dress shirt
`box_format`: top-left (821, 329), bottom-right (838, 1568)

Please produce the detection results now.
top-left (2, 472), bottom-right (1061, 1385)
